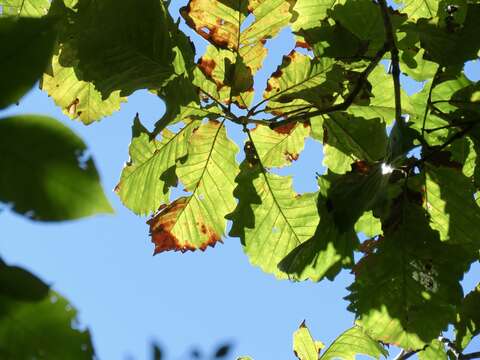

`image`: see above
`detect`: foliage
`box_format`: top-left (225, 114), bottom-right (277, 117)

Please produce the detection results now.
top-left (1, 0), bottom-right (480, 358)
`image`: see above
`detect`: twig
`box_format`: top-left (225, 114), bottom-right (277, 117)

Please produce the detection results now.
top-left (461, 352), bottom-right (480, 360)
top-left (199, 89), bottom-right (237, 120)
top-left (425, 121), bottom-right (473, 133)
top-left (378, 0), bottom-right (404, 128)
top-left (421, 68), bottom-right (441, 137)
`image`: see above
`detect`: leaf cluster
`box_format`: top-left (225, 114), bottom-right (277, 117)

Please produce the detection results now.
top-left (1, 0), bottom-right (480, 358)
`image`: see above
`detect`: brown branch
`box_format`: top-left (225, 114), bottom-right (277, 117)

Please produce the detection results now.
top-left (378, 0), bottom-right (404, 128)
top-left (199, 89), bottom-right (238, 121)
top-left (461, 352), bottom-right (480, 360)
top-left (421, 68), bottom-right (441, 137)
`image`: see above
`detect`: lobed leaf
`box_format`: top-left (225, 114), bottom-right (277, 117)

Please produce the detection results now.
top-left (117, 115), bottom-right (198, 216)
top-left (320, 325), bottom-right (387, 360)
top-left (148, 121), bottom-right (239, 253)
top-left (250, 122), bottom-right (310, 168)
top-left (228, 161), bottom-right (320, 279)
top-left (454, 284), bottom-right (480, 350)
top-left (41, 53), bottom-right (126, 124)
top-left (348, 200), bottom-right (470, 350)
top-left (425, 160), bottom-right (480, 246)
top-left (293, 321), bottom-right (324, 360)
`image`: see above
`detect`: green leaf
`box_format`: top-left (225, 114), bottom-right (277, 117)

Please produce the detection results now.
top-left (355, 211), bottom-right (382, 238)
top-left (250, 122), bottom-right (310, 168)
top-left (181, 0), bottom-right (294, 54)
top-left (0, 259), bottom-right (49, 302)
top-left (293, 321), bottom-right (324, 360)
top-left (228, 161), bottom-right (320, 279)
top-left (291, 0), bottom-right (343, 42)
top-left (425, 160), bottom-right (480, 246)
top-left (455, 284), bottom-right (480, 350)
top-left (62, 0), bottom-right (181, 97)
top-left (394, 0), bottom-right (439, 19)
top-left (41, 53), bottom-right (126, 124)
top-left (278, 196), bottom-right (357, 282)
top-left (0, 291), bottom-right (94, 359)
top-left (320, 326), bottom-right (387, 360)
top-left (0, 16), bottom-right (56, 108)
top-left (322, 113), bottom-right (387, 174)
top-left (418, 339), bottom-right (447, 360)
top-left (0, 0), bottom-right (50, 17)
top-left (322, 163), bottom-right (393, 232)
top-left (348, 200), bottom-right (469, 349)
top-left (348, 66), bottom-right (414, 124)
top-left (0, 115), bottom-right (113, 221)
top-left (117, 115), bottom-right (197, 216)
top-left (264, 52), bottom-right (343, 113)
top-left (148, 121), bottom-right (239, 253)
top-left (405, 4), bottom-right (480, 66)
top-left (193, 45), bottom-right (253, 108)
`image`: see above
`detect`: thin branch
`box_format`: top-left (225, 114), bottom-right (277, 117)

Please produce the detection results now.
top-left (397, 350), bottom-right (421, 360)
top-left (425, 121), bottom-right (473, 133)
top-left (378, 0), bottom-right (404, 128)
top-left (199, 89), bottom-right (237, 120)
top-left (421, 68), bottom-right (441, 137)
top-left (461, 352), bottom-right (480, 360)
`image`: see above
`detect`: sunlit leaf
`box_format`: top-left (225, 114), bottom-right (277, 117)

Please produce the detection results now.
top-left (293, 321), bottom-right (324, 360)
top-left (117, 115), bottom-right (198, 216)
top-left (425, 159), bottom-right (480, 246)
top-left (0, 0), bottom-right (50, 17)
top-left (228, 162), bottom-right (319, 279)
top-left (455, 284), bottom-right (480, 350)
top-left (41, 53), bottom-right (126, 124)
top-left (263, 51), bottom-right (343, 114)
top-left (148, 121), bottom-right (239, 253)
top-left (250, 122), bottom-right (310, 168)
top-left (320, 326), bottom-right (387, 360)
top-left (418, 339), bottom-right (447, 360)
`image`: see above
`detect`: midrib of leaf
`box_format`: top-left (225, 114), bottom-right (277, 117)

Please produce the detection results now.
top-left (255, 146), bottom-right (303, 248)
top-left (121, 121), bottom-right (194, 183)
top-left (261, 131), bottom-right (292, 161)
top-left (264, 61), bottom-right (336, 104)
top-left (171, 120), bottom-right (226, 232)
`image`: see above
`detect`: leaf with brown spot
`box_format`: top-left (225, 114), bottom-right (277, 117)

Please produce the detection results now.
top-left (263, 51), bottom-right (344, 116)
top-left (250, 122), bottom-right (310, 168)
top-left (148, 197), bottom-right (221, 253)
top-left (182, 0), bottom-right (295, 51)
top-left (185, 0), bottom-right (295, 106)
top-left (41, 54), bottom-right (126, 124)
top-left (147, 121), bottom-right (239, 253)
top-left (117, 115), bottom-right (198, 216)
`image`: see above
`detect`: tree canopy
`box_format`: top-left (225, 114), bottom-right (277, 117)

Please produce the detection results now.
top-left (1, 0), bottom-right (480, 358)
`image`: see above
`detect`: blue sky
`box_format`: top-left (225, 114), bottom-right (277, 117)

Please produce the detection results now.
top-left (1, 2), bottom-right (479, 359)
